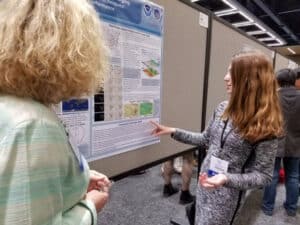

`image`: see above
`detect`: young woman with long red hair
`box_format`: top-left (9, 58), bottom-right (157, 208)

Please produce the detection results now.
top-left (151, 50), bottom-right (283, 225)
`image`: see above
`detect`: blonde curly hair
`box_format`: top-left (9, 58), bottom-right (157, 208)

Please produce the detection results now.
top-left (0, 0), bottom-right (108, 104)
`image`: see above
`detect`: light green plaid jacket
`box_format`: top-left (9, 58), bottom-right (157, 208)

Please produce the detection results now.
top-left (0, 95), bottom-right (97, 225)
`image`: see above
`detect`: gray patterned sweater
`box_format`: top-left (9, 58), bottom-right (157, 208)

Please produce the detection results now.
top-left (172, 101), bottom-right (278, 225)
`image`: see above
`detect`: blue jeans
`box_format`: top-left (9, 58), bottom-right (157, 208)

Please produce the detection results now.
top-left (262, 157), bottom-right (300, 214)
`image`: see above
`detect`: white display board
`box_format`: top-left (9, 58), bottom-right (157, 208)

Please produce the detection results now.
top-left (55, 0), bottom-right (164, 161)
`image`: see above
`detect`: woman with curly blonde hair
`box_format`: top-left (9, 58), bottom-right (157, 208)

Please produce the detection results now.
top-left (151, 50), bottom-right (283, 225)
top-left (0, 0), bottom-right (110, 224)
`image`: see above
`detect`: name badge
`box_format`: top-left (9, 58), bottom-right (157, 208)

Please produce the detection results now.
top-left (208, 155), bottom-right (229, 177)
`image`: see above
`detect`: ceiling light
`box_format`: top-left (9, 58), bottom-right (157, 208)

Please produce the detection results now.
top-left (215, 9), bottom-right (234, 15)
top-left (215, 0), bottom-right (237, 15)
top-left (247, 30), bottom-right (267, 35)
top-left (219, 10), bottom-right (254, 24)
top-left (268, 43), bottom-right (282, 47)
top-left (216, 10), bottom-right (238, 16)
top-left (253, 23), bottom-right (266, 32)
top-left (221, 0), bottom-right (285, 46)
top-left (287, 47), bottom-right (296, 54)
top-left (276, 38), bottom-right (285, 45)
top-left (258, 37), bottom-right (275, 41)
top-left (222, 0), bottom-right (237, 10)
top-left (266, 32), bottom-right (276, 39)
top-left (233, 21), bottom-right (254, 27)
top-left (195, 0), bottom-right (286, 46)
top-left (238, 11), bottom-right (254, 23)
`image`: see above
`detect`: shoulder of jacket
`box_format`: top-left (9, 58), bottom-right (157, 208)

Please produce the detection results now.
top-left (252, 136), bottom-right (278, 147)
top-left (213, 101), bottom-right (228, 118)
top-left (0, 95), bottom-right (61, 129)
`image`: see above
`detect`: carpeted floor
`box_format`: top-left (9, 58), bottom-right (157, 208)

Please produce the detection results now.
top-left (97, 164), bottom-right (300, 225)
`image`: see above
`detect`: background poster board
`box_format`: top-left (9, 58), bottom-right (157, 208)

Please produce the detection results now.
top-left (274, 53), bottom-right (290, 72)
top-left (205, 19), bottom-right (274, 125)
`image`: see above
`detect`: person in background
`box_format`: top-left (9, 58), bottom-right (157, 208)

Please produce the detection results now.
top-left (162, 153), bottom-right (195, 204)
top-left (261, 68), bottom-right (300, 216)
top-left (294, 67), bottom-right (300, 89)
top-left (293, 67), bottom-right (300, 195)
top-left (0, 0), bottom-right (110, 224)
top-left (151, 50), bottom-right (283, 225)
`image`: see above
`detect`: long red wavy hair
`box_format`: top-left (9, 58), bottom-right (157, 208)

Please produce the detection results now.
top-left (223, 50), bottom-right (283, 142)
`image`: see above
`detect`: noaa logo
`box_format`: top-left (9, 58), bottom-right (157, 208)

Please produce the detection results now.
top-left (144, 4), bottom-right (151, 16)
top-left (153, 8), bottom-right (161, 20)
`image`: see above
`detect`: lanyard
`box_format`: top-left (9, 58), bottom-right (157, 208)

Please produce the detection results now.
top-left (68, 134), bottom-right (85, 172)
top-left (220, 119), bottom-right (233, 148)
top-left (60, 119), bottom-right (84, 172)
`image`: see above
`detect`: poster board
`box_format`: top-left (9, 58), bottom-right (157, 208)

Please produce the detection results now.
top-left (89, 0), bottom-right (208, 177)
top-left (205, 19), bottom-right (274, 125)
top-left (275, 53), bottom-right (290, 72)
top-left (55, 0), bottom-right (164, 164)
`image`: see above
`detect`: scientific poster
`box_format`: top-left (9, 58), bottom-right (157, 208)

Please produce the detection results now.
top-left (56, 0), bottom-right (164, 161)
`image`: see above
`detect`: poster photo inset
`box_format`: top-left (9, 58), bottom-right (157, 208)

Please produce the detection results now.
top-left (142, 59), bottom-right (160, 77)
top-left (140, 102), bottom-right (153, 116)
top-left (123, 103), bottom-right (139, 118)
top-left (62, 99), bottom-right (89, 112)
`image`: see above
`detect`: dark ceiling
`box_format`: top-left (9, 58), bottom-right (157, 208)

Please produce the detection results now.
top-left (191, 0), bottom-right (300, 47)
